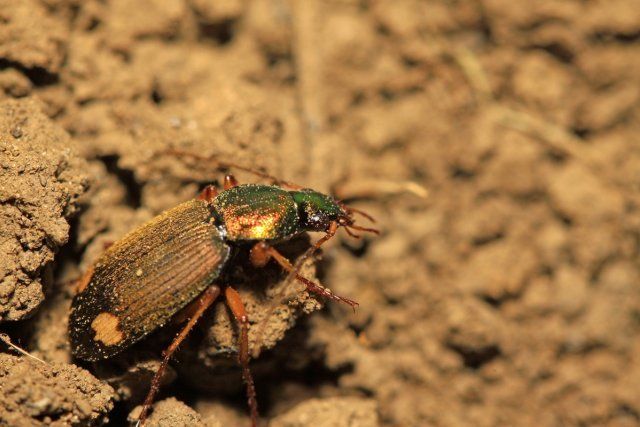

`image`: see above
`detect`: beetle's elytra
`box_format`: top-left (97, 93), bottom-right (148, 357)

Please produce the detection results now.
top-left (68, 173), bottom-right (379, 427)
top-left (69, 199), bottom-right (230, 361)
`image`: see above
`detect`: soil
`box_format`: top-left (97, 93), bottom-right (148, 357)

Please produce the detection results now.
top-left (1, 0), bottom-right (639, 426)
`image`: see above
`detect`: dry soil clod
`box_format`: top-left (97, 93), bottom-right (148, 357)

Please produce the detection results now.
top-left (0, 353), bottom-right (114, 426)
top-left (0, 98), bottom-right (89, 321)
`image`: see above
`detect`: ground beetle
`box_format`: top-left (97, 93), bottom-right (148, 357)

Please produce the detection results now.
top-left (68, 156), bottom-right (378, 427)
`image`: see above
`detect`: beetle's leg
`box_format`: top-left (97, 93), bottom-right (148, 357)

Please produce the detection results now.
top-left (224, 174), bottom-right (239, 189)
top-left (311, 221), bottom-right (338, 253)
top-left (137, 285), bottom-right (221, 426)
top-left (171, 290), bottom-right (211, 325)
top-left (252, 222), bottom-right (337, 269)
top-left (225, 287), bottom-right (259, 427)
top-left (249, 241), bottom-right (271, 267)
top-left (198, 184), bottom-right (219, 202)
top-left (250, 242), bottom-right (359, 310)
top-left (282, 221), bottom-right (338, 284)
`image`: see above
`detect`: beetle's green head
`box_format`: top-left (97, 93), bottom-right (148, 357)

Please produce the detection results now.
top-left (291, 189), bottom-right (379, 237)
top-left (291, 189), bottom-right (349, 232)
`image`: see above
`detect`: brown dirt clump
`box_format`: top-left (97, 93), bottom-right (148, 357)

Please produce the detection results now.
top-left (0, 98), bottom-right (89, 321)
top-left (270, 397), bottom-right (379, 427)
top-left (129, 397), bottom-right (206, 427)
top-left (0, 353), bottom-right (114, 426)
top-left (1, 0), bottom-right (640, 426)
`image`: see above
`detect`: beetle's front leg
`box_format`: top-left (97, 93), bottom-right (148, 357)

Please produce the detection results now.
top-left (249, 242), bottom-right (359, 310)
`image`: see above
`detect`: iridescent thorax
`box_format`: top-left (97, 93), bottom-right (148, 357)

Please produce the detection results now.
top-left (212, 185), bottom-right (300, 241)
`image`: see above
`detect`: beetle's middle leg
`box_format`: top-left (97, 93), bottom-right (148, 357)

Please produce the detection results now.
top-left (250, 242), bottom-right (359, 310)
top-left (225, 286), bottom-right (259, 427)
top-left (137, 285), bottom-right (221, 426)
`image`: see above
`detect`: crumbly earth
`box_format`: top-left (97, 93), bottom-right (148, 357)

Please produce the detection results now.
top-left (1, 0), bottom-right (640, 426)
top-left (0, 98), bottom-right (89, 321)
top-left (270, 397), bottom-right (379, 427)
top-left (0, 353), bottom-right (114, 426)
top-left (129, 398), bottom-right (206, 427)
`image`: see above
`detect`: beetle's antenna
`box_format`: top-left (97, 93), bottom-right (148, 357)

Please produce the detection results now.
top-left (348, 224), bottom-right (380, 235)
top-left (345, 206), bottom-right (377, 223)
top-left (344, 227), bottom-right (361, 238)
top-left (161, 149), bottom-right (304, 190)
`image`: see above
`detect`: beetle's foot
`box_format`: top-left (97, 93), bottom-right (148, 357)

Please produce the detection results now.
top-left (337, 295), bottom-right (360, 313)
top-left (293, 272), bottom-right (359, 312)
top-left (308, 283), bottom-right (359, 313)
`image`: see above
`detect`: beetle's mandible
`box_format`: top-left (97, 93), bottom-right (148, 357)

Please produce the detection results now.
top-left (68, 169), bottom-right (379, 427)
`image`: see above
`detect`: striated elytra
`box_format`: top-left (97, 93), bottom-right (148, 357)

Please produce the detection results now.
top-left (69, 198), bottom-right (230, 361)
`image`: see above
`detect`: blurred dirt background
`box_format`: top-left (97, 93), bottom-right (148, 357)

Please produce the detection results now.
top-left (1, 0), bottom-right (640, 426)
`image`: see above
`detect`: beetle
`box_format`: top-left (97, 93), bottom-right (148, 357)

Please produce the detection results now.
top-left (68, 163), bottom-right (378, 427)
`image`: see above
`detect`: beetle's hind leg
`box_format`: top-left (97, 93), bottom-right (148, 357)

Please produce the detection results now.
top-left (136, 285), bottom-right (221, 426)
top-left (72, 265), bottom-right (95, 294)
top-left (225, 286), bottom-right (259, 427)
top-left (250, 242), bottom-right (359, 311)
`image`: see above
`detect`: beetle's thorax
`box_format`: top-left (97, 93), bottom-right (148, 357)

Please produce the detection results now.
top-left (211, 184), bottom-right (301, 241)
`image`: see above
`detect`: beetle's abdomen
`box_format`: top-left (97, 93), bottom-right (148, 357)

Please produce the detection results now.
top-left (213, 184), bottom-right (299, 241)
top-left (69, 199), bottom-right (230, 361)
